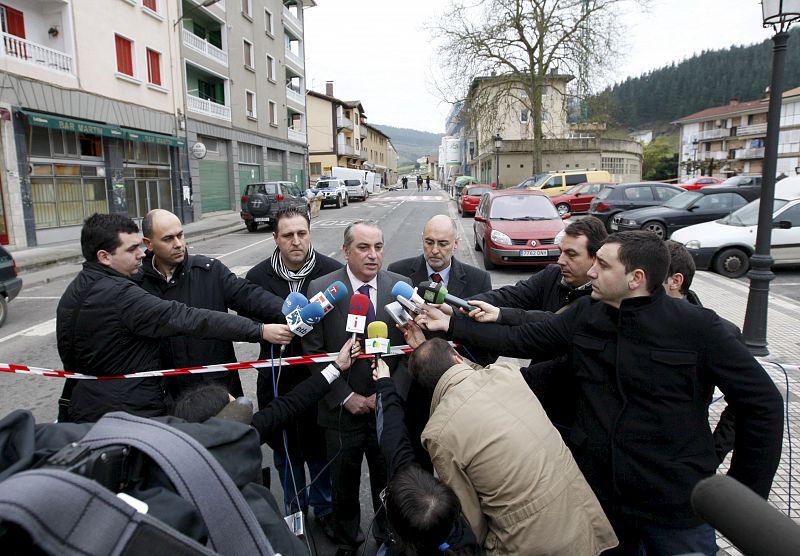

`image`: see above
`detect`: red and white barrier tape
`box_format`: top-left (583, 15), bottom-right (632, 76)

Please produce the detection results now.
top-left (0, 342), bottom-right (441, 381)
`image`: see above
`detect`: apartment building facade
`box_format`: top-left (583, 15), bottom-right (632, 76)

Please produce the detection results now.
top-left (364, 123), bottom-right (392, 186)
top-left (180, 0), bottom-right (312, 216)
top-left (0, 0), bottom-right (186, 247)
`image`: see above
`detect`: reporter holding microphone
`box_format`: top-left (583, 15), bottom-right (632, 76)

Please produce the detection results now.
top-left (301, 220), bottom-right (410, 554)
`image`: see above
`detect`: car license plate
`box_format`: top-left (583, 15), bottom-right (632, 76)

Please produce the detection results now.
top-left (610, 222), bottom-right (618, 231)
top-left (520, 250), bottom-right (549, 256)
top-left (254, 217), bottom-right (270, 222)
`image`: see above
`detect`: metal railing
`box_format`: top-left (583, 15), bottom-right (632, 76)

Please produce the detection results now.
top-left (700, 150), bottom-right (729, 160)
top-left (359, 149), bottom-right (368, 160)
top-left (338, 143), bottom-right (354, 155)
top-left (186, 94), bottom-right (231, 121)
top-left (696, 128), bottom-right (730, 140)
top-left (735, 147), bottom-right (765, 159)
top-left (1, 32), bottom-right (73, 74)
top-left (736, 123), bottom-right (768, 136)
top-left (183, 28), bottom-right (228, 66)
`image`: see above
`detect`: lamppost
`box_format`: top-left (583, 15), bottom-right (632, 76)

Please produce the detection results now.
top-left (493, 133), bottom-right (502, 188)
top-left (742, 0), bottom-right (799, 355)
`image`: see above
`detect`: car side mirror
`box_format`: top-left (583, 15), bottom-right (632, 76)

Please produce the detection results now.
top-left (773, 220), bottom-right (793, 229)
top-left (687, 205), bottom-right (698, 212)
top-left (474, 214), bottom-right (485, 222)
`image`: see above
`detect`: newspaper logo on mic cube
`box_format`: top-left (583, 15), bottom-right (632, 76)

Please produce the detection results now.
top-left (309, 291), bottom-right (334, 314)
top-left (345, 314), bottom-right (366, 334)
top-left (286, 309), bottom-right (314, 337)
top-left (365, 338), bottom-right (391, 355)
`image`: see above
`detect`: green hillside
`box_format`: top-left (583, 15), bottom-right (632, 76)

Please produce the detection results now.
top-left (372, 124), bottom-right (444, 165)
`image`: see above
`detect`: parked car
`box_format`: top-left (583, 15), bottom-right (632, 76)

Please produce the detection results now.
top-left (310, 178), bottom-right (349, 208)
top-left (611, 187), bottom-right (759, 239)
top-left (0, 246), bottom-right (23, 328)
top-left (473, 190), bottom-right (567, 270)
top-left (524, 169), bottom-right (613, 196)
top-left (458, 185), bottom-right (493, 217)
top-left (671, 177), bottom-right (800, 278)
top-left (343, 179), bottom-right (369, 201)
top-left (676, 176), bottom-right (724, 190)
top-left (705, 175), bottom-right (762, 189)
top-left (589, 182), bottom-right (684, 231)
top-left (240, 181), bottom-right (310, 232)
top-left (548, 182), bottom-right (614, 216)
top-left (513, 172), bottom-right (549, 189)
top-left (454, 175), bottom-right (479, 198)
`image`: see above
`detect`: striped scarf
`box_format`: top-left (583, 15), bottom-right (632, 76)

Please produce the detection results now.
top-left (270, 245), bottom-right (317, 292)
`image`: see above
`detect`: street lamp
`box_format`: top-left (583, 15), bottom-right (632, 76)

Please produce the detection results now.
top-left (741, 0), bottom-right (800, 355)
top-left (174, 0), bottom-right (221, 28)
top-left (493, 133), bottom-right (502, 188)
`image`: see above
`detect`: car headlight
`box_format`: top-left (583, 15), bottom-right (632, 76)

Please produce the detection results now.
top-left (685, 240), bottom-right (701, 249)
top-left (554, 229), bottom-right (566, 245)
top-left (490, 230), bottom-right (512, 245)
top-left (621, 219), bottom-right (637, 226)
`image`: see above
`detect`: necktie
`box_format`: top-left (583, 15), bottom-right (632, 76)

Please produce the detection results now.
top-left (431, 273), bottom-right (443, 284)
top-left (357, 284), bottom-right (376, 325)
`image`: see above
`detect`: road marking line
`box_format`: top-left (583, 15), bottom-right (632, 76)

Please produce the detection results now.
top-left (0, 318), bottom-right (57, 344)
top-left (229, 266), bottom-right (254, 277)
top-left (217, 237), bottom-right (274, 259)
top-left (14, 296), bottom-right (61, 300)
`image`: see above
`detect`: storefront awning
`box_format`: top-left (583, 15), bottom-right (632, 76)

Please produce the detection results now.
top-left (20, 109), bottom-right (124, 139)
top-left (122, 128), bottom-right (185, 148)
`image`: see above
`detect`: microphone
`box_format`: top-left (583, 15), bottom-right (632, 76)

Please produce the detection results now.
top-left (416, 281), bottom-right (473, 312)
top-left (284, 302), bottom-right (324, 337)
top-left (308, 280), bottom-right (348, 314)
top-left (391, 281), bottom-right (426, 306)
top-left (214, 396), bottom-right (255, 425)
top-left (366, 321), bottom-right (390, 360)
top-left (346, 293), bottom-right (370, 342)
top-left (691, 474), bottom-right (800, 556)
top-left (280, 292), bottom-right (309, 352)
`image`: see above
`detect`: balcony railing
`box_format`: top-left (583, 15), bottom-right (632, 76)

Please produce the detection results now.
top-left (285, 48), bottom-right (303, 70)
top-left (737, 123), bottom-right (767, 136)
top-left (337, 115), bottom-right (353, 130)
top-left (288, 128), bottom-right (306, 144)
top-left (186, 95), bottom-right (231, 121)
top-left (359, 149), bottom-right (368, 160)
top-left (1, 32), bottom-right (73, 74)
top-left (286, 86), bottom-right (304, 106)
top-left (283, 6), bottom-right (302, 36)
top-left (699, 150), bottom-right (729, 160)
top-left (338, 143), bottom-right (354, 155)
top-left (183, 28), bottom-right (228, 66)
top-left (359, 126), bottom-right (367, 139)
top-left (696, 128), bottom-right (730, 140)
top-left (735, 147), bottom-right (765, 159)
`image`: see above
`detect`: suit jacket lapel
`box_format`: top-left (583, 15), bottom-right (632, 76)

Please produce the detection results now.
top-left (411, 255), bottom-right (428, 287)
top-left (447, 258), bottom-right (468, 298)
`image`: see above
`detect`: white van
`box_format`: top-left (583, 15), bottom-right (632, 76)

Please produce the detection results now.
top-left (671, 176), bottom-right (800, 278)
top-left (331, 167), bottom-right (376, 198)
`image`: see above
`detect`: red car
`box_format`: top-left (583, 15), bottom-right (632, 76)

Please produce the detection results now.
top-left (549, 182), bottom-right (614, 216)
top-left (677, 176), bottom-right (724, 190)
top-left (458, 185), bottom-right (493, 216)
top-left (473, 190), bottom-right (568, 269)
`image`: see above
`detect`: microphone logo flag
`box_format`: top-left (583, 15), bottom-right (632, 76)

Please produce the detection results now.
top-left (365, 338), bottom-right (391, 355)
top-left (309, 291), bottom-right (334, 314)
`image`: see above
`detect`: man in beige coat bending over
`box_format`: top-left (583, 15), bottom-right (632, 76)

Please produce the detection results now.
top-left (408, 338), bottom-right (617, 555)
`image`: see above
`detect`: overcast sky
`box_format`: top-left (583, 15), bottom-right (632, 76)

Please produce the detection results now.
top-left (303, 0), bottom-right (776, 134)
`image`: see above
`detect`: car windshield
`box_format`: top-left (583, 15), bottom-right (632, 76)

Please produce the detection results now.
top-left (719, 198), bottom-right (789, 226)
top-left (466, 186), bottom-right (491, 196)
top-left (564, 183), bottom-right (588, 195)
top-left (315, 182), bottom-right (336, 189)
top-left (489, 195), bottom-right (559, 220)
top-left (515, 172), bottom-right (548, 188)
top-left (246, 183), bottom-right (279, 195)
top-left (664, 191), bottom-right (702, 209)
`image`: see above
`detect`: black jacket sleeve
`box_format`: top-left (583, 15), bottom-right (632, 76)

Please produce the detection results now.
top-left (215, 262), bottom-right (284, 323)
top-left (376, 377), bottom-right (417, 476)
top-left (496, 307), bottom-right (554, 325)
top-left (468, 264), bottom-right (554, 308)
top-left (251, 372), bottom-right (331, 443)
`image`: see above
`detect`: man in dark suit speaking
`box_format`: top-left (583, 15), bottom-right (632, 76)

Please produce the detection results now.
top-left (302, 220), bottom-right (410, 556)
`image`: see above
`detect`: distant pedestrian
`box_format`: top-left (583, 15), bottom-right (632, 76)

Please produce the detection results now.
top-left (417, 175), bottom-right (423, 191)
top-left (425, 176), bottom-right (431, 190)
top-left (402, 176), bottom-right (408, 189)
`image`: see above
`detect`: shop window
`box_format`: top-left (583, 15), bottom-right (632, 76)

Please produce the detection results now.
top-left (52, 130), bottom-right (79, 158)
top-left (30, 127), bottom-right (51, 157)
top-left (79, 133), bottom-right (103, 158)
top-left (31, 178), bottom-right (57, 228)
top-left (30, 166), bottom-right (108, 229)
top-left (57, 179), bottom-right (84, 226)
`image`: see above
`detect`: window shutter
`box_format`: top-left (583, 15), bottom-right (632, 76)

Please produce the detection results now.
top-left (147, 49), bottom-right (161, 85)
top-left (115, 35), bottom-right (133, 76)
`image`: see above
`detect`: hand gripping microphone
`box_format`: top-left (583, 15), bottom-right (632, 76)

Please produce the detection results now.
top-left (417, 281), bottom-right (473, 312)
top-left (346, 293), bottom-right (370, 343)
top-left (308, 280), bottom-right (348, 314)
top-left (366, 321), bottom-right (391, 360)
top-left (391, 281), bottom-right (426, 307)
top-left (691, 474), bottom-right (800, 555)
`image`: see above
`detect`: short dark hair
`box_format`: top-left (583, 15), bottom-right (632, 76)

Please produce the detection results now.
top-left (564, 216), bottom-right (608, 257)
top-left (385, 464), bottom-right (461, 555)
top-left (409, 338), bottom-right (459, 391)
top-left (604, 231), bottom-right (670, 293)
top-left (343, 219), bottom-right (382, 248)
top-left (171, 383), bottom-right (230, 422)
top-left (81, 213), bottom-right (139, 262)
top-left (274, 207), bottom-right (310, 231)
top-left (665, 239), bottom-right (695, 295)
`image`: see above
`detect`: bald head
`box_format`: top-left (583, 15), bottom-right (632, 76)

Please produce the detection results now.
top-left (142, 209), bottom-right (186, 273)
top-left (422, 215), bottom-right (459, 272)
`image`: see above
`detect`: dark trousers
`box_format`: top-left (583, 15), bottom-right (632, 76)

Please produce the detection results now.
top-left (604, 509), bottom-right (718, 556)
top-left (325, 422), bottom-right (389, 550)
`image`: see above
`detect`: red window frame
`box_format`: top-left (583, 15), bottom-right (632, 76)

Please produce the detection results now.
top-left (146, 48), bottom-right (161, 86)
top-left (115, 34), bottom-right (134, 77)
top-left (143, 0), bottom-right (158, 12)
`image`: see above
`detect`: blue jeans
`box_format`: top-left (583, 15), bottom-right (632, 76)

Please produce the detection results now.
top-left (274, 451), bottom-right (332, 517)
top-left (606, 512), bottom-right (718, 556)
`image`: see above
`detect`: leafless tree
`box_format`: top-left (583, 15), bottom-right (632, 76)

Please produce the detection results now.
top-left (431, 0), bottom-right (644, 172)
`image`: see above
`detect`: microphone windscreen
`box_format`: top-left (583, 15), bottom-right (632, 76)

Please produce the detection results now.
top-left (300, 302), bottom-right (325, 324)
top-left (215, 396), bottom-right (254, 425)
top-left (418, 281), bottom-right (448, 304)
top-left (367, 321), bottom-right (388, 339)
top-left (282, 292), bottom-right (309, 316)
top-left (392, 281), bottom-right (415, 300)
top-left (324, 280), bottom-right (348, 303)
top-left (349, 293), bottom-right (370, 316)
top-left (691, 474), bottom-right (800, 556)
